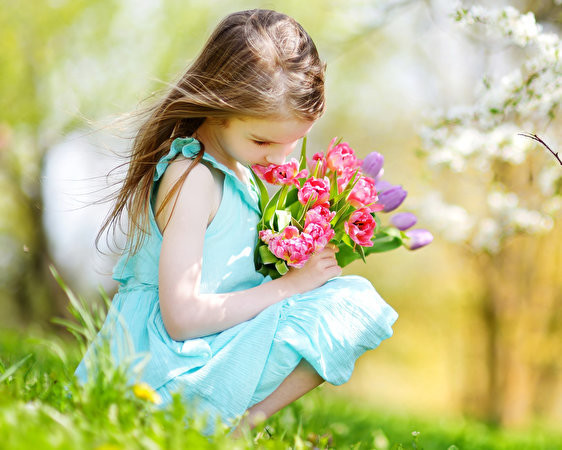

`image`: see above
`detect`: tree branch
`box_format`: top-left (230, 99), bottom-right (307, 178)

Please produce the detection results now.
top-left (518, 132), bottom-right (562, 166)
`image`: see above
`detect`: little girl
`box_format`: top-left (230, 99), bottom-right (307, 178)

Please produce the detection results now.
top-left (76, 9), bottom-right (398, 433)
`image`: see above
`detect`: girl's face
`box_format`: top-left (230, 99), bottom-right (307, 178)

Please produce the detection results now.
top-left (209, 116), bottom-right (315, 168)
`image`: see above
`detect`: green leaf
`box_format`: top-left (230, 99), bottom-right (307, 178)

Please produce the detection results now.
top-left (364, 235), bottom-right (403, 254)
top-left (291, 216), bottom-right (304, 231)
top-left (341, 233), bottom-right (354, 248)
top-left (251, 170), bottom-right (269, 213)
top-left (275, 260), bottom-right (289, 275)
top-left (312, 159), bottom-right (322, 178)
top-left (285, 187), bottom-right (299, 205)
top-left (333, 229), bottom-right (346, 242)
top-left (288, 199), bottom-right (303, 220)
top-left (335, 228), bottom-right (404, 267)
top-left (277, 184), bottom-right (289, 210)
top-left (0, 354), bottom-right (33, 383)
top-left (334, 169), bottom-right (360, 203)
top-left (262, 188), bottom-right (283, 227)
top-left (267, 268), bottom-right (277, 278)
top-left (49, 265), bottom-right (97, 343)
top-left (330, 171), bottom-right (339, 198)
top-left (336, 244), bottom-right (361, 267)
top-left (299, 136), bottom-right (308, 171)
top-left (357, 245), bottom-right (366, 263)
top-left (297, 194), bottom-right (316, 223)
top-left (331, 203), bottom-right (353, 229)
top-left (258, 244), bottom-right (279, 264)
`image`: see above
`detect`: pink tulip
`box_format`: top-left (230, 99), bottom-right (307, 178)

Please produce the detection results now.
top-left (303, 223), bottom-right (334, 251)
top-left (348, 176), bottom-right (384, 212)
top-left (252, 158), bottom-right (308, 186)
top-left (306, 205), bottom-right (336, 225)
top-left (259, 229), bottom-right (274, 244)
top-left (337, 167), bottom-right (359, 193)
top-left (268, 226), bottom-right (315, 268)
top-left (326, 138), bottom-right (361, 174)
top-left (298, 177), bottom-right (331, 207)
top-left (304, 207), bottom-right (335, 251)
top-left (344, 208), bottom-right (377, 247)
top-left (308, 152), bottom-right (328, 177)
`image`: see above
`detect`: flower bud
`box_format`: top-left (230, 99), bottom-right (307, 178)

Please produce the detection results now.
top-left (374, 179), bottom-right (392, 193)
top-left (391, 212), bottom-right (417, 230)
top-left (362, 152), bottom-right (384, 179)
top-left (405, 229), bottom-right (433, 250)
top-left (378, 185), bottom-right (407, 212)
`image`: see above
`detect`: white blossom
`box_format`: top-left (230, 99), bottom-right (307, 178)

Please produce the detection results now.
top-left (487, 190), bottom-right (519, 214)
top-left (511, 208), bottom-right (554, 233)
top-left (538, 165), bottom-right (562, 197)
top-left (415, 191), bottom-right (475, 243)
top-left (418, 4), bottom-right (561, 252)
top-left (471, 218), bottom-right (501, 253)
top-left (543, 197), bottom-right (562, 215)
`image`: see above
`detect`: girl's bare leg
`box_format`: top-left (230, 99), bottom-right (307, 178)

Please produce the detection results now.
top-left (232, 359), bottom-right (323, 436)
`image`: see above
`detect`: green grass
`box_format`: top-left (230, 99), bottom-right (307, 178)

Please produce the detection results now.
top-left (1, 273), bottom-right (561, 449)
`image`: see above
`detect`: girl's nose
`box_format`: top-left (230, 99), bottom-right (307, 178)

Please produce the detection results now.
top-left (265, 144), bottom-right (296, 165)
top-left (265, 154), bottom-right (286, 165)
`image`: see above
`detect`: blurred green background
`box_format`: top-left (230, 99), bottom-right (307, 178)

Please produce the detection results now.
top-left (1, 0), bottom-right (561, 435)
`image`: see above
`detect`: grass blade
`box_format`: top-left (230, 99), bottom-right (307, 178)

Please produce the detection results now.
top-left (0, 354), bottom-right (32, 383)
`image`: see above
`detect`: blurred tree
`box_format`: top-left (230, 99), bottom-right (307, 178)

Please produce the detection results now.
top-left (417, 4), bottom-right (562, 425)
top-left (0, 0), bottom-right (120, 325)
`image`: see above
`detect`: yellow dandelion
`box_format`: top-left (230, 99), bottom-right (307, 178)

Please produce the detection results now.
top-left (132, 382), bottom-right (162, 405)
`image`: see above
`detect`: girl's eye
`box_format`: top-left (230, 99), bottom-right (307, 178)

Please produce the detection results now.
top-left (253, 140), bottom-right (270, 147)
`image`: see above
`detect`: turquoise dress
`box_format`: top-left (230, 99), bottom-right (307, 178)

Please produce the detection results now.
top-left (75, 137), bottom-right (398, 429)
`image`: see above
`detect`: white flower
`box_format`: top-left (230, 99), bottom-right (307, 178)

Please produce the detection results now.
top-left (512, 208), bottom-right (554, 233)
top-left (418, 4), bottom-right (561, 249)
top-left (414, 192), bottom-right (475, 242)
top-left (471, 218), bottom-right (501, 253)
top-left (543, 197), bottom-right (562, 215)
top-left (487, 190), bottom-right (519, 214)
top-left (538, 165), bottom-right (562, 197)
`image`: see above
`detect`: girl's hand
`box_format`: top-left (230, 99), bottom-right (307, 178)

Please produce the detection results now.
top-left (283, 245), bottom-right (342, 294)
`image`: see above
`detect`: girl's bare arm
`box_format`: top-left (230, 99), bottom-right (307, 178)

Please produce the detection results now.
top-left (158, 161), bottom-right (341, 341)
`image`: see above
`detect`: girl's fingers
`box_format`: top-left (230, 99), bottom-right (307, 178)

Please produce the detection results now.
top-left (318, 247), bottom-right (337, 257)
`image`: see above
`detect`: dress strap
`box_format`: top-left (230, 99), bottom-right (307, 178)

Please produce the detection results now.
top-left (153, 137), bottom-right (201, 181)
top-left (154, 137), bottom-right (262, 215)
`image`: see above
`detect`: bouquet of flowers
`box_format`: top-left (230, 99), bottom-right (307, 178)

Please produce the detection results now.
top-left (252, 137), bottom-right (433, 279)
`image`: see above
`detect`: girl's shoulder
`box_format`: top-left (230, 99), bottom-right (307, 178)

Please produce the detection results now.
top-left (154, 157), bottom-right (223, 233)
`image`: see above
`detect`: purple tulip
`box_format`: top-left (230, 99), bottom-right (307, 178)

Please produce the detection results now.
top-left (375, 179), bottom-right (393, 194)
top-left (362, 151), bottom-right (384, 179)
top-left (405, 229), bottom-right (433, 250)
top-left (391, 212), bottom-right (418, 230)
top-left (378, 185), bottom-right (407, 212)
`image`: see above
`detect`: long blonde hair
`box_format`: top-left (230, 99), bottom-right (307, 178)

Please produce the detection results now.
top-left (98, 9), bottom-right (326, 254)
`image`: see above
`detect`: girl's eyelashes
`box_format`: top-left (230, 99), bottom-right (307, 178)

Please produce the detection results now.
top-left (252, 140), bottom-right (270, 147)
